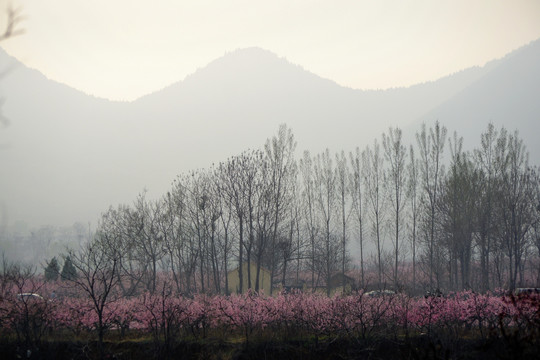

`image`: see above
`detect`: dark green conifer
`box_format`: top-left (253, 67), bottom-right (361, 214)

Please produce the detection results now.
top-left (61, 256), bottom-right (77, 281)
top-left (44, 256), bottom-right (60, 281)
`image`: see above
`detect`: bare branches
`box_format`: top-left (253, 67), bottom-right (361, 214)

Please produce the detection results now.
top-left (0, 4), bottom-right (24, 42)
top-left (0, 4), bottom-right (24, 131)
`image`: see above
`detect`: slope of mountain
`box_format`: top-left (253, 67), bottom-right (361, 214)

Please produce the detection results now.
top-left (0, 58), bottom-right (133, 226)
top-left (414, 38), bottom-right (540, 161)
top-left (131, 47), bottom-right (498, 153)
top-left (0, 41), bottom-right (538, 228)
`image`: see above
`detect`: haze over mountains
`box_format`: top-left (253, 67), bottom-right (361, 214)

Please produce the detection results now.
top-left (416, 38), bottom-right (540, 157)
top-left (0, 39), bottom-right (539, 228)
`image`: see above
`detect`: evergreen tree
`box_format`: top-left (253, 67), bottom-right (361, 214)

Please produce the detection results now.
top-left (61, 256), bottom-right (77, 281)
top-left (44, 256), bottom-right (60, 281)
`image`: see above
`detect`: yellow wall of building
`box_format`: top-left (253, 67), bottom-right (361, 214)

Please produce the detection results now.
top-left (227, 262), bottom-right (271, 295)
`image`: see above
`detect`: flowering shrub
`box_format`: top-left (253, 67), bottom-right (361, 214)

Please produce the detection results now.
top-left (2, 287), bottom-right (539, 348)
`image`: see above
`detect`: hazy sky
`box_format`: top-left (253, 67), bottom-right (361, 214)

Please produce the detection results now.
top-left (1, 0), bottom-right (540, 101)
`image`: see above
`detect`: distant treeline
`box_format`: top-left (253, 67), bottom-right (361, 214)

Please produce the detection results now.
top-left (52, 122), bottom-right (536, 297)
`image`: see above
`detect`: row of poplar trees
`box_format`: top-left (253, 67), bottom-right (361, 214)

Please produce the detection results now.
top-left (88, 123), bottom-right (539, 296)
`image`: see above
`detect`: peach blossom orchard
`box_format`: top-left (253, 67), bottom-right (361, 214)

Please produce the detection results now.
top-left (2, 278), bottom-right (539, 344)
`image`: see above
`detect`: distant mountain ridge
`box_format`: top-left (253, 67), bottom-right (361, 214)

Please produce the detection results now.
top-left (0, 40), bottom-right (538, 227)
top-left (414, 38), bottom-right (540, 157)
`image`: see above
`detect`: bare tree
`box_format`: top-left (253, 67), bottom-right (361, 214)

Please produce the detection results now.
top-left (299, 151), bottom-right (321, 289)
top-left (382, 127), bottom-right (407, 288)
top-left (66, 235), bottom-right (121, 359)
top-left (184, 170), bottom-right (212, 293)
top-left (0, 260), bottom-right (51, 353)
top-left (239, 151), bottom-right (264, 292)
top-left (283, 180), bottom-right (305, 287)
top-left (203, 170), bottom-right (225, 294)
top-left (335, 150), bottom-right (351, 285)
top-left (531, 169), bottom-right (540, 286)
top-left (407, 145), bottom-right (420, 292)
top-left (264, 124), bottom-right (297, 293)
top-left (437, 133), bottom-right (476, 290)
top-left (473, 123), bottom-right (508, 291)
top-left (253, 165), bottom-right (276, 292)
top-left (181, 168), bottom-right (226, 294)
top-left (363, 140), bottom-right (386, 287)
top-left (216, 151), bottom-right (262, 293)
top-left (416, 121), bottom-right (447, 289)
top-left (128, 192), bottom-right (166, 294)
top-left (217, 158), bottom-right (246, 293)
top-left (349, 147), bottom-right (366, 288)
top-left (212, 173), bottom-right (234, 294)
top-left (314, 149), bottom-right (339, 295)
top-left (498, 131), bottom-right (536, 290)
top-left (167, 176), bottom-right (199, 294)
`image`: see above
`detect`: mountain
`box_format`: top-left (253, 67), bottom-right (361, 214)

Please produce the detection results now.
top-left (0, 42), bottom-right (538, 228)
top-left (130, 47), bottom-right (498, 153)
top-left (413, 38), bottom-right (540, 158)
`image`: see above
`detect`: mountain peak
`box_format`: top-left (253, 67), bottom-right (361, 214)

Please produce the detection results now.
top-left (134, 46), bottom-right (325, 103)
top-left (223, 46), bottom-right (281, 58)
top-left (191, 46), bottom-right (295, 77)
